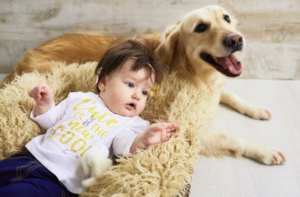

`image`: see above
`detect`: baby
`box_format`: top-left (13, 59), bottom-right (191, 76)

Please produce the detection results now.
top-left (0, 39), bottom-right (179, 197)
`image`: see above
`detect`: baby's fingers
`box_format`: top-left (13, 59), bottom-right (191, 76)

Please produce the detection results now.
top-left (164, 132), bottom-right (180, 142)
top-left (28, 89), bottom-right (35, 98)
top-left (163, 123), bottom-right (180, 132)
top-left (160, 129), bottom-right (167, 142)
top-left (166, 132), bottom-right (175, 139)
top-left (28, 86), bottom-right (42, 100)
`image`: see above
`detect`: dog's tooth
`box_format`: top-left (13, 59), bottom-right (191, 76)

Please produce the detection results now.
top-left (213, 56), bottom-right (219, 63)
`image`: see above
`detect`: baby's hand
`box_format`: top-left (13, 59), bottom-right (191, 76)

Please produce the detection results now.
top-left (142, 123), bottom-right (180, 146)
top-left (28, 83), bottom-right (53, 106)
top-left (28, 83), bottom-right (54, 116)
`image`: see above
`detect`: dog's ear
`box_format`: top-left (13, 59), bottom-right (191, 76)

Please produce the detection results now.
top-left (156, 21), bottom-right (181, 66)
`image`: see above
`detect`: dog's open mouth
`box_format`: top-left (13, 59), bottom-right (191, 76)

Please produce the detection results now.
top-left (200, 53), bottom-right (242, 77)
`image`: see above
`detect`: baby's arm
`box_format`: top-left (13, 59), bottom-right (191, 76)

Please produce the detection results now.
top-left (28, 83), bottom-right (54, 117)
top-left (130, 123), bottom-right (180, 153)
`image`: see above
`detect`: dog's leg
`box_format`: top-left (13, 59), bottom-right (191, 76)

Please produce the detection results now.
top-left (199, 130), bottom-right (285, 165)
top-left (220, 89), bottom-right (271, 120)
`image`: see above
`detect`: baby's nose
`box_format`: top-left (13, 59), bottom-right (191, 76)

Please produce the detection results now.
top-left (132, 92), bottom-right (141, 100)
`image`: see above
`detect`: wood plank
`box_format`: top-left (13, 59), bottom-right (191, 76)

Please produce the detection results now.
top-left (0, 0), bottom-right (216, 72)
top-left (0, 0), bottom-right (299, 79)
top-left (238, 43), bottom-right (300, 79)
top-left (220, 0), bottom-right (300, 45)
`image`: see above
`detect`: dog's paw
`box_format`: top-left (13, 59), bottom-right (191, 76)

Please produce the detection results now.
top-left (244, 107), bottom-right (271, 120)
top-left (253, 146), bottom-right (285, 165)
top-left (256, 108), bottom-right (271, 120)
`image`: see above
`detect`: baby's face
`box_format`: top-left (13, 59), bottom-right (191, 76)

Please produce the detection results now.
top-left (98, 58), bottom-right (155, 117)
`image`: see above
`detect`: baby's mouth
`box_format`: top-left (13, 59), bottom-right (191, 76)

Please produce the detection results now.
top-left (126, 103), bottom-right (136, 110)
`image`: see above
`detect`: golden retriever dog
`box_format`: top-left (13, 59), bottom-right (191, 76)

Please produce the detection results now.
top-left (0, 5), bottom-right (285, 165)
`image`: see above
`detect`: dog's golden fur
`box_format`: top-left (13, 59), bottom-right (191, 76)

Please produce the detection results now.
top-left (0, 5), bottom-right (285, 165)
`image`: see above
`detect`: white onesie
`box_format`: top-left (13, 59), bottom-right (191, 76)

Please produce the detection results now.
top-left (26, 92), bottom-right (149, 194)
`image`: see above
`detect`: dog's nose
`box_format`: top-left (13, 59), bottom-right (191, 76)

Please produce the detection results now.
top-left (224, 33), bottom-right (243, 52)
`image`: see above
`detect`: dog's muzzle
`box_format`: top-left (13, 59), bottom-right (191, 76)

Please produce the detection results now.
top-left (223, 33), bottom-right (243, 53)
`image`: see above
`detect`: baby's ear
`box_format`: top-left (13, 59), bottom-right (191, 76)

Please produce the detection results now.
top-left (98, 78), bottom-right (106, 92)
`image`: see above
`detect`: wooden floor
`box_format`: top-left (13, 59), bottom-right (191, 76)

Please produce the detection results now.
top-left (190, 79), bottom-right (300, 197)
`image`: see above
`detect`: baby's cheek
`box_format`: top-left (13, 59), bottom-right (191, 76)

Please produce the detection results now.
top-left (140, 101), bottom-right (147, 111)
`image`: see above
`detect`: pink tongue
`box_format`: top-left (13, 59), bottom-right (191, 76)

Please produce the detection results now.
top-left (216, 54), bottom-right (242, 75)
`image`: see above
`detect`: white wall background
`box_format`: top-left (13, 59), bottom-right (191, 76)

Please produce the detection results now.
top-left (1, 0), bottom-right (300, 79)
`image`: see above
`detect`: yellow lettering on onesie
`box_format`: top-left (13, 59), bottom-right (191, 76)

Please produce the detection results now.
top-left (50, 126), bottom-right (64, 138)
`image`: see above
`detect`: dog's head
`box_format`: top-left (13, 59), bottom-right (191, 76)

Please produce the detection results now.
top-left (156, 5), bottom-right (244, 79)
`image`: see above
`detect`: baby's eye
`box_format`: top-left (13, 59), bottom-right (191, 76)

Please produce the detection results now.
top-left (142, 91), bottom-right (148, 96)
top-left (126, 82), bottom-right (134, 88)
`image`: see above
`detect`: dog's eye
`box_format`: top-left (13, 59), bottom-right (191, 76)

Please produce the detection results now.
top-left (195, 24), bottom-right (207, 33)
top-left (224, 15), bottom-right (231, 23)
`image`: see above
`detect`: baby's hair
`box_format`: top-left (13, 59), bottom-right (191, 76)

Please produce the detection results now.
top-left (95, 38), bottom-right (163, 93)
